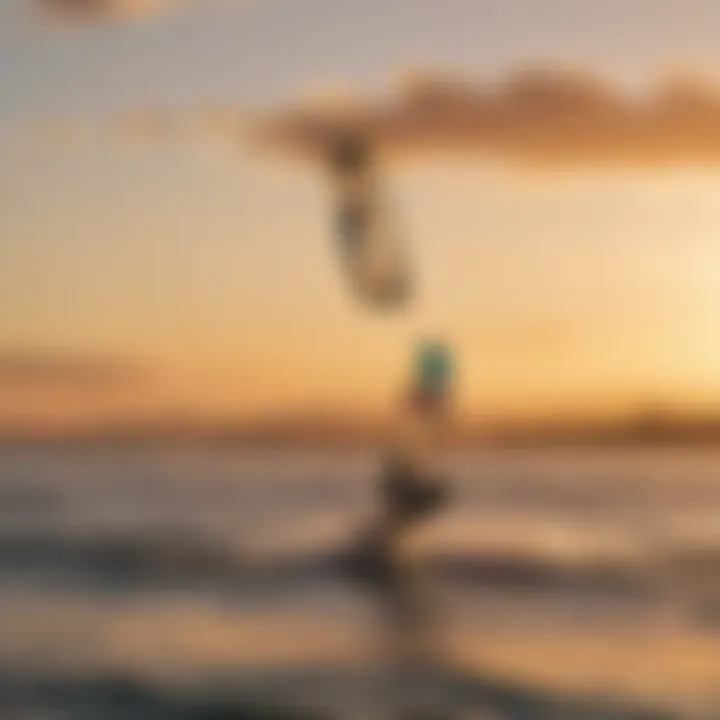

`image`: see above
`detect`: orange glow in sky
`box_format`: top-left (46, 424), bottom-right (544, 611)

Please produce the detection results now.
top-left (3, 0), bottom-right (720, 429)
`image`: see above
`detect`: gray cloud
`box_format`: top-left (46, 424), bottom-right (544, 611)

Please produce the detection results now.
top-left (0, 349), bottom-right (148, 391)
top-left (36, 0), bottom-right (174, 24)
top-left (253, 66), bottom-right (720, 168)
top-left (35, 0), bottom-right (245, 26)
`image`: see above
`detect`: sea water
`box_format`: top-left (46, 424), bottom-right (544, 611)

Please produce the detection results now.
top-left (0, 444), bottom-right (719, 718)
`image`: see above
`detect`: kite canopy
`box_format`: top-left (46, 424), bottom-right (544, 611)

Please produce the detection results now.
top-left (336, 195), bottom-right (412, 309)
top-left (330, 135), bottom-right (370, 176)
top-left (329, 136), bottom-right (413, 311)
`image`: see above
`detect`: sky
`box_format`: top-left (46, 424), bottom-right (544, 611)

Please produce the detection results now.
top-left (3, 0), bottom-right (720, 431)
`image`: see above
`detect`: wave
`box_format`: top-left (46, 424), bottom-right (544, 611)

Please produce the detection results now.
top-left (0, 664), bottom-right (676, 720)
top-left (0, 484), bottom-right (65, 513)
top-left (1, 527), bottom-right (719, 599)
top-left (0, 667), bottom-right (313, 720)
top-left (0, 531), bottom-right (245, 585)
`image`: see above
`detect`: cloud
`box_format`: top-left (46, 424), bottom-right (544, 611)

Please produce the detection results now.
top-left (253, 65), bottom-right (720, 168)
top-left (35, 0), bottom-right (245, 26)
top-left (0, 348), bottom-right (148, 392)
top-left (37, 0), bottom-right (174, 24)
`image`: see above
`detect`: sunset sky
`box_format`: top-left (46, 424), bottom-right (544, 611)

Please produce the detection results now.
top-left (3, 0), bottom-right (720, 431)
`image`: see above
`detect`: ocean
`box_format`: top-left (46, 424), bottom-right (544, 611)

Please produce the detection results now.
top-left (0, 444), bottom-right (719, 719)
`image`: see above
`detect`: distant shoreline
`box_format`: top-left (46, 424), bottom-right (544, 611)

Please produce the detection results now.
top-left (4, 405), bottom-right (720, 449)
top-left (4, 426), bottom-right (720, 450)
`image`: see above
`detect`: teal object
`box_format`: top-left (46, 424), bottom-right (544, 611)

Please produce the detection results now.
top-left (413, 339), bottom-right (453, 394)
